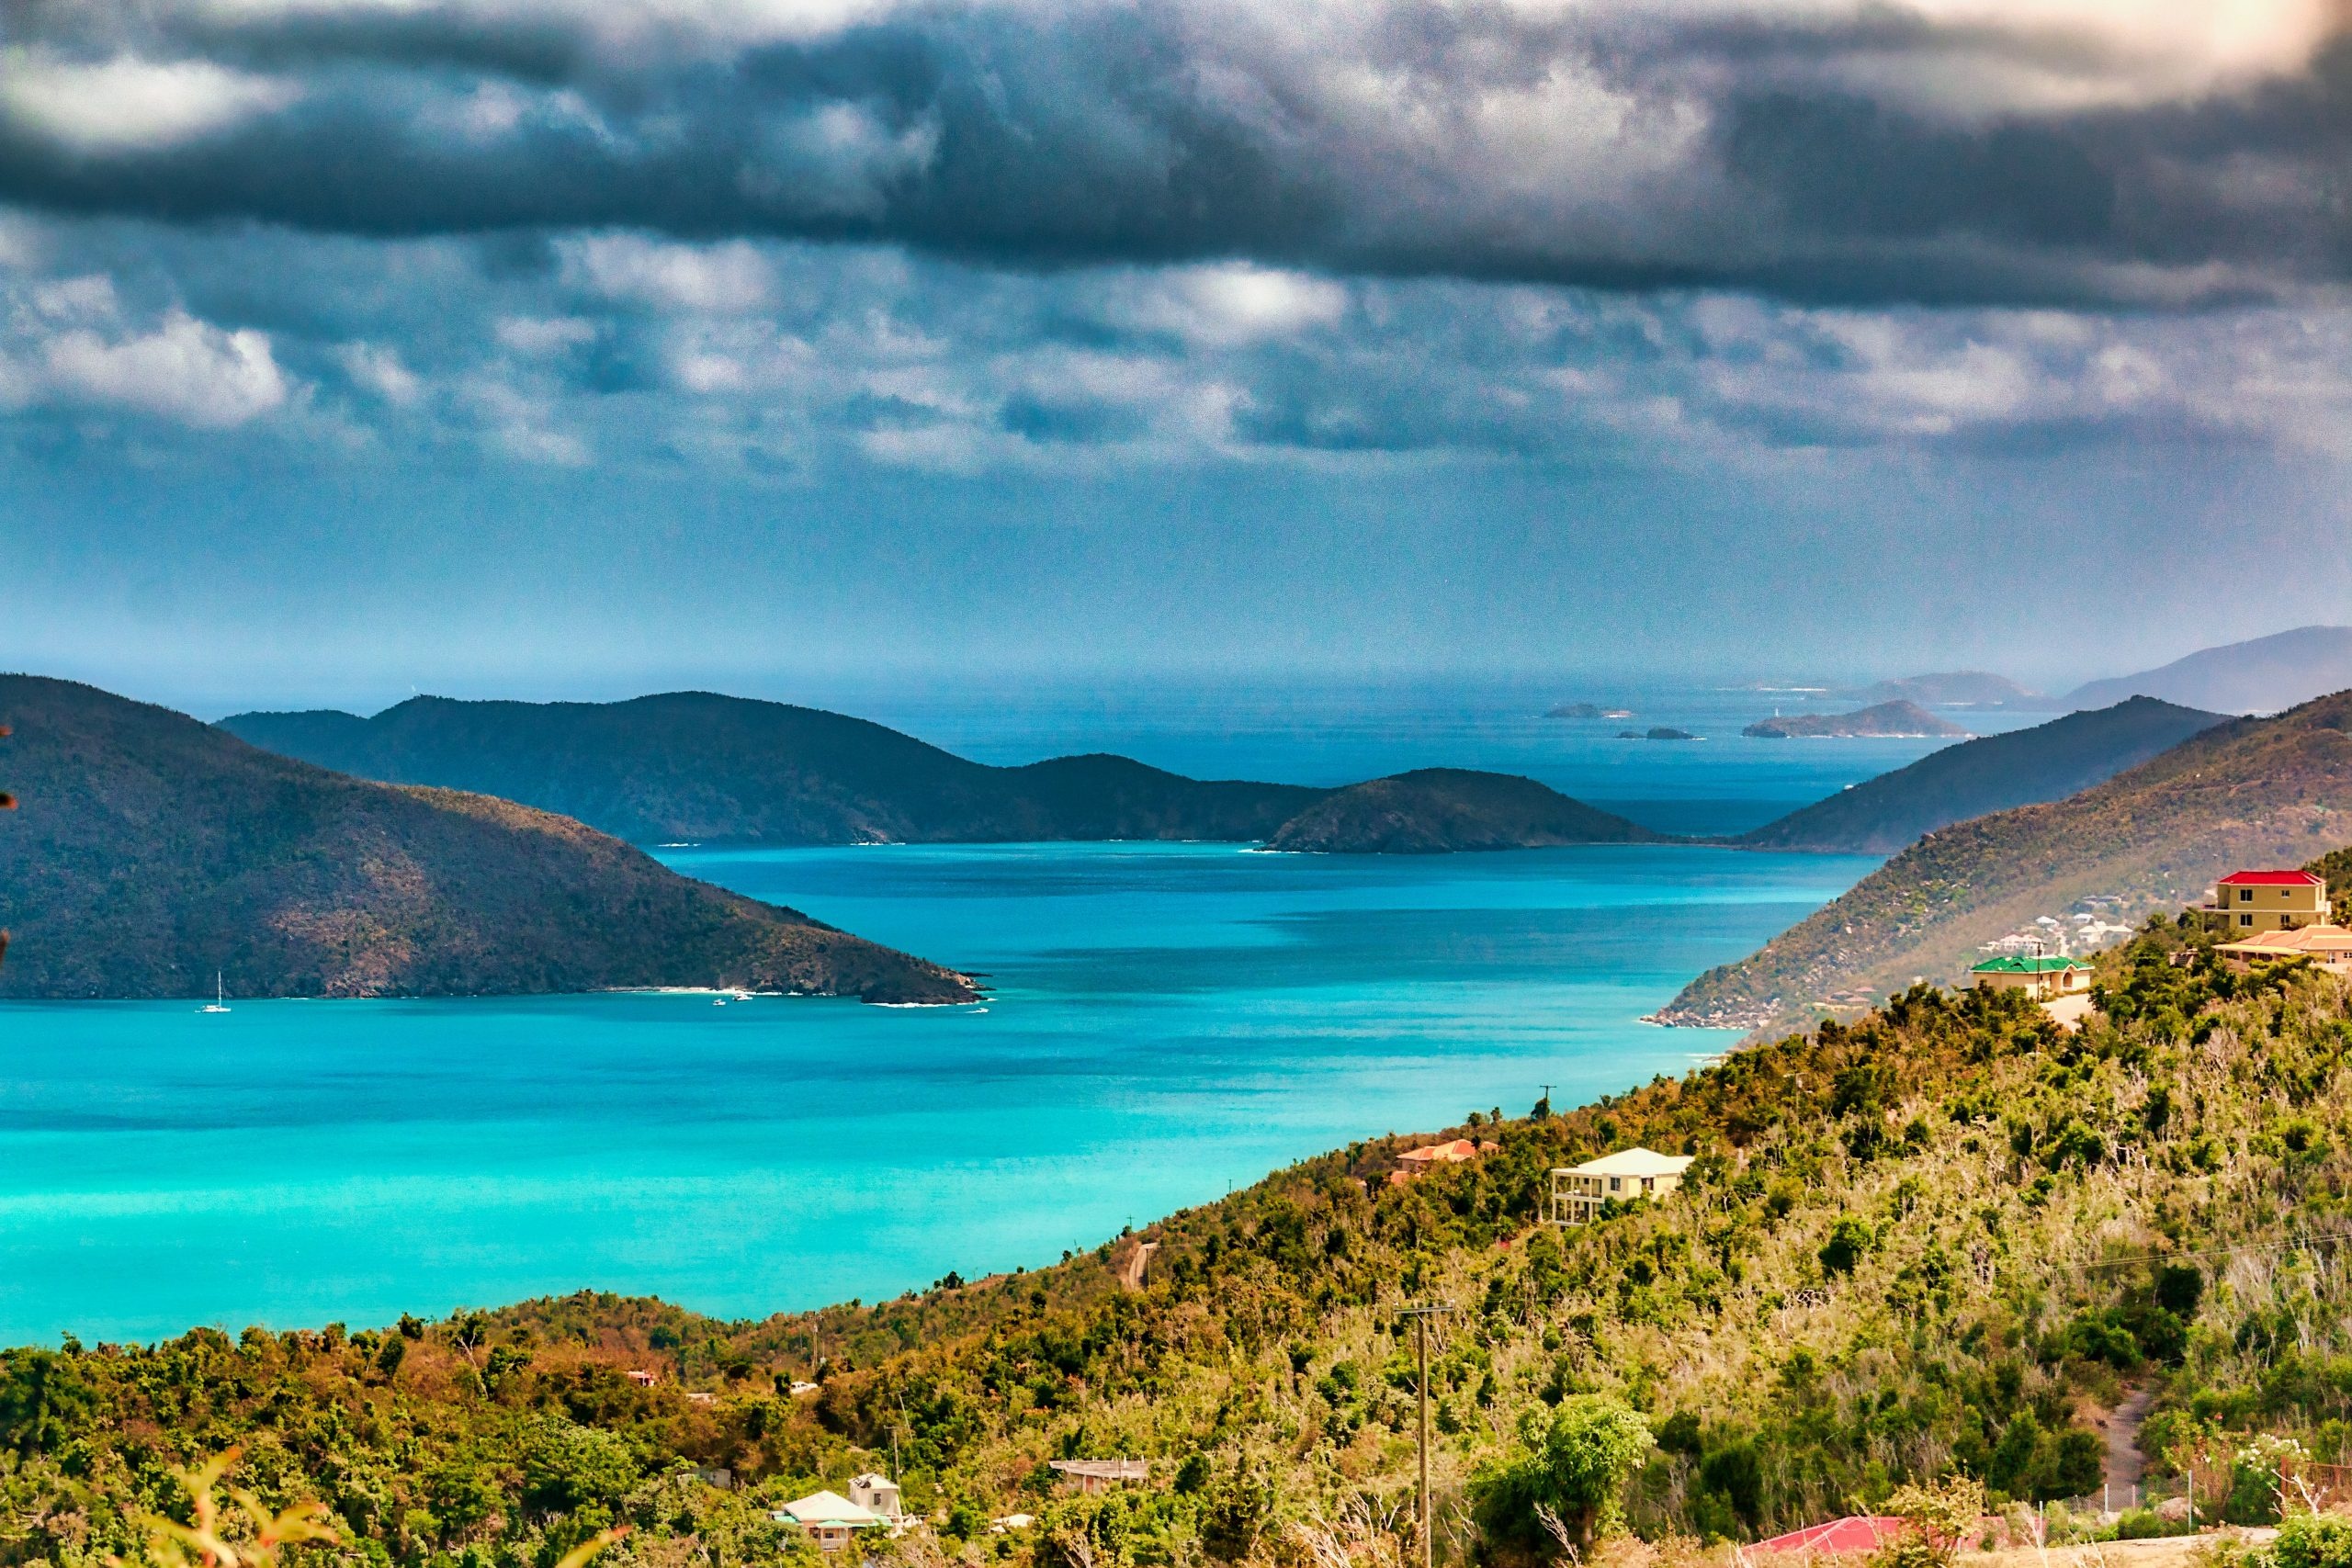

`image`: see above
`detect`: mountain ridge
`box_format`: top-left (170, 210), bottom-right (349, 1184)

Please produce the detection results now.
top-left (2065, 626), bottom-right (2352, 715)
top-left (1259, 768), bottom-right (1668, 853)
top-left (1733, 696), bottom-right (2227, 853)
top-left (222, 693), bottom-right (1326, 847)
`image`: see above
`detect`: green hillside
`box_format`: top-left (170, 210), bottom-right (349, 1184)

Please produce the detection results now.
top-left (0, 676), bottom-right (974, 1002)
top-left (221, 694), bottom-right (1326, 846)
top-left (1261, 769), bottom-right (1668, 852)
top-left (8, 930), bottom-right (2349, 1567)
top-left (1736, 697), bottom-right (2225, 854)
top-left (1662, 690), bottom-right (2352, 1030)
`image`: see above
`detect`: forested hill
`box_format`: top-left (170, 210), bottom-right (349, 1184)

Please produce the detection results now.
top-left (0, 676), bottom-right (974, 1002)
top-left (1736, 696), bottom-right (2226, 854)
top-left (10, 926), bottom-right (2350, 1566)
top-left (1261, 768), bottom-right (1667, 852)
top-left (1661, 689), bottom-right (2352, 1030)
top-left (221, 693), bottom-right (1327, 845)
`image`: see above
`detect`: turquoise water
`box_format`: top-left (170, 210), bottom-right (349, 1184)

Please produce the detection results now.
top-left (0, 840), bottom-right (1874, 1344)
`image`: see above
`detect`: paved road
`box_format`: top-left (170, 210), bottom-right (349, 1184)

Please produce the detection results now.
top-left (2107, 1382), bottom-right (2158, 1495)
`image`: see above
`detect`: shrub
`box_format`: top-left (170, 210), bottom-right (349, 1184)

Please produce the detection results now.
top-left (1819, 1218), bottom-right (1873, 1276)
top-left (2270, 1513), bottom-right (2352, 1568)
top-left (1475, 1396), bottom-right (1655, 1551)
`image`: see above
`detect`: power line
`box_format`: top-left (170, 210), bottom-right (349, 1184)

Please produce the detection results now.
top-left (2068, 1229), bottom-right (2352, 1273)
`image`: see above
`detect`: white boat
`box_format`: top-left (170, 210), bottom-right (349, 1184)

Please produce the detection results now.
top-left (198, 973), bottom-right (231, 1014)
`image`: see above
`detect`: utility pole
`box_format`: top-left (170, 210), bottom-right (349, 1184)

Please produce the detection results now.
top-left (1397, 1303), bottom-right (1452, 1568)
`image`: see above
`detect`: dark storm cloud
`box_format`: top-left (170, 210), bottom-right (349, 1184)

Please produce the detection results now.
top-left (2, 0), bottom-right (2348, 306)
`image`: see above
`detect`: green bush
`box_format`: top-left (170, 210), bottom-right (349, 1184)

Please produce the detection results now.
top-left (2270, 1513), bottom-right (2352, 1568)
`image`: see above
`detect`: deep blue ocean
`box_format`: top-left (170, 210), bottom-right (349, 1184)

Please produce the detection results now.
top-left (0, 682), bottom-right (2029, 1343)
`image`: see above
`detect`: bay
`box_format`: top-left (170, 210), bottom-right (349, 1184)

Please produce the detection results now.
top-left (0, 839), bottom-right (1876, 1345)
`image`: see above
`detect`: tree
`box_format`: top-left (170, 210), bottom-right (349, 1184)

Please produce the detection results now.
top-left (1871, 1476), bottom-right (1987, 1568)
top-left (1476, 1395), bottom-right (1655, 1551)
top-left (0, 1350), bottom-right (93, 1456)
top-left (1820, 1217), bottom-right (1874, 1276)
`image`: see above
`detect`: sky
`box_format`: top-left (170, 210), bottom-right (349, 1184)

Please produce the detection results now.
top-left (3, 0), bottom-right (2351, 714)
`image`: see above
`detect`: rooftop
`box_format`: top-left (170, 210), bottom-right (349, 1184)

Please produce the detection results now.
top-left (1970, 954), bottom-right (2092, 974)
top-left (779, 1492), bottom-right (884, 1528)
top-left (2218, 924), bottom-right (2352, 955)
top-left (1392, 1142), bottom-right (1486, 1166)
top-left (1048, 1460), bottom-right (1149, 1481)
top-left (1559, 1146), bottom-right (1695, 1178)
top-left (2219, 870), bottom-right (2325, 886)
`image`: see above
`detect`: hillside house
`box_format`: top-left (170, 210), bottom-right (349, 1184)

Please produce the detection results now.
top-left (2216, 924), bottom-right (2352, 975)
top-left (2199, 870), bottom-right (2330, 932)
top-left (1048, 1460), bottom-right (1148, 1495)
top-left (775, 1492), bottom-right (888, 1551)
top-left (1548, 1147), bottom-right (1693, 1224)
top-left (1386, 1138), bottom-right (1500, 1186)
top-left (1969, 954), bottom-right (2094, 999)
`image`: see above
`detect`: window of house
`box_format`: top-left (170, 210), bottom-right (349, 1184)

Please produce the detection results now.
top-left (2241, 887), bottom-right (2255, 902)
top-left (2241, 913), bottom-right (2255, 927)
top-left (1609, 1177), bottom-right (1622, 1192)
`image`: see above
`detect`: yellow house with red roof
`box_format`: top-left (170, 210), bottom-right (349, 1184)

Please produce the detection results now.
top-left (2199, 870), bottom-right (2330, 933)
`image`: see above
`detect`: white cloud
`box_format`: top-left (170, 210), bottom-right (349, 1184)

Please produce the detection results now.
top-left (495, 315), bottom-right (598, 355)
top-left (336, 342), bottom-right (425, 406)
top-left (1106, 265), bottom-right (1351, 346)
top-left (0, 51), bottom-right (300, 152)
top-left (41, 311), bottom-right (290, 427)
top-left (566, 237), bottom-right (776, 314)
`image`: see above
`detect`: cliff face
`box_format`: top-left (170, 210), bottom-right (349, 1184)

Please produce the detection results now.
top-left (223, 694), bottom-right (1324, 846)
top-left (0, 677), bottom-right (976, 1002)
top-left (1260, 769), bottom-right (1667, 853)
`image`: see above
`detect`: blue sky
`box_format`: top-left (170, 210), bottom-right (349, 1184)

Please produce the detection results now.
top-left (2, 0), bottom-right (2349, 711)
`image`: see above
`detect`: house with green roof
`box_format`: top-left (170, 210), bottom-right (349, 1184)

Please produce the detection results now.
top-left (1970, 953), bottom-right (2094, 1000)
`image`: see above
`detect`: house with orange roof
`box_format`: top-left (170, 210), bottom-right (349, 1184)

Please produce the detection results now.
top-left (2216, 923), bottom-right (2352, 975)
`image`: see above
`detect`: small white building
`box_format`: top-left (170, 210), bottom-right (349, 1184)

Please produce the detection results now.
top-left (1548, 1147), bottom-right (1694, 1224)
top-left (848, 1473), bottom-right (904, 1522)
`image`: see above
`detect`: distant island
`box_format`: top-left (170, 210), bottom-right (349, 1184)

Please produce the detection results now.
top-left (1260, 769), bottom-right (1667, 853)
top-left (1620, 727), bottom-right (1697, 740)
top-left (222, 694), bottom-right (1322, 847)
top-left (1833, 671), bottom-right (2060, 710)
top-left (1742, 700), bottom-right (1970, 739)
top-left (0, 677), bottom-right (976, 1003)
top-left (220, 693), bottom-right (1666, 857)
top-left (1544, 702), bottom-right (1634, 719)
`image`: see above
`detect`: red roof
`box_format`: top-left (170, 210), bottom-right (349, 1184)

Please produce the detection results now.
top-left (1755, 1517), bottom-right (1906, 1556)
top-left (1399, 1139), bottom-right (1479, 1164)
top-left (2220, 870), bottom-right (2324, 886)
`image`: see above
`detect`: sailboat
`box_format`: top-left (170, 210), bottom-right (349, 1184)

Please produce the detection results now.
top-left (199, 973), bottom-right (231, 1014)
